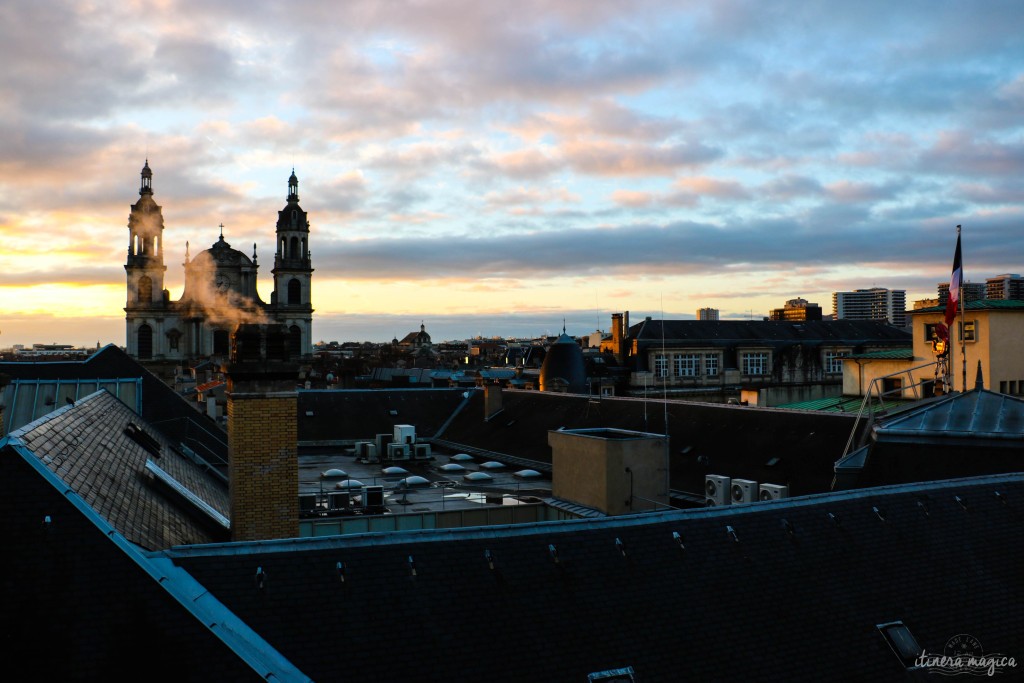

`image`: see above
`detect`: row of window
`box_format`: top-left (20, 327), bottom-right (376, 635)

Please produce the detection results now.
top-left (999, 380), bottom-right (1024, 396)
top-left (654, 353), bottom-right (720, 378)
top-left (654, 351), bottom-right (847, 378)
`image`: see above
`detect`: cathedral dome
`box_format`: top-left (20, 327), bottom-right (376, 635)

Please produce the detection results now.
top-left (206, 234), bottom-right (253, 267)
top-left (539, 333), bottom-right (587, 393)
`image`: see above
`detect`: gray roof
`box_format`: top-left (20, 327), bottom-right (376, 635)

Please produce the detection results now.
top-left (876, 389), bottom-right (1024, 446)
top-left (8, 390), bottom-right (230, 549)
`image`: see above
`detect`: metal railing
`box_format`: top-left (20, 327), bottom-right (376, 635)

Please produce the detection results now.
top-left (841, 360), bottom-right (939, 459)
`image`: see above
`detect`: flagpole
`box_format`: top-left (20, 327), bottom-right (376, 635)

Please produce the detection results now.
top-left (958, 225), bottom-right (965, 392)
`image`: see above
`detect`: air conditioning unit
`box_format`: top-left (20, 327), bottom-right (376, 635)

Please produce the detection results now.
top-left (731, 478), bottom-right (759, 504)
top-left (760, 483), bottom-right (789, 501)
top-left (362, 485), bottom-right (384, 510)
top-left (387, 442), bottom-right (410, 461)
top-left (356, 441), bottom-right (378, 463)
top-left (705, 475), bottom-right (731, 506)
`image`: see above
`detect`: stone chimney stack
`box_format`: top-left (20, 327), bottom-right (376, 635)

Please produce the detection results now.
top-left (611, 313), bottom-right (624, 364)
top-left (223, 323), bottom-right (299, 541)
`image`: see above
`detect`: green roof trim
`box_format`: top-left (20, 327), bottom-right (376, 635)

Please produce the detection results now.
top-left (913, 299), bottom-right (1024, 314)
top-left (845, 349), bottom-right (916, 360)
top-left (779, 395), bottom-right (906, 413)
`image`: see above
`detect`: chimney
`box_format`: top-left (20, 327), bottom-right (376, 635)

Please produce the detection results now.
top-left (223, 323), bottom-right (299, 541)
top-left (611, 313), bottom-right (624, 364)
top-left (548, 427), bottom-right (668, 515)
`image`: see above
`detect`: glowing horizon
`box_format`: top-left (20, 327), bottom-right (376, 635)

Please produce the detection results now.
top-left (2, 1), bottom-right (1022, 349)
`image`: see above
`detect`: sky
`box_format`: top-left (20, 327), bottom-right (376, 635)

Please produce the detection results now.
top-left (1, 0), bottom-right (1023, 348)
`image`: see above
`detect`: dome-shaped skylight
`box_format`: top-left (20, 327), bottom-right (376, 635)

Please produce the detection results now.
top-left (514, 469), bottom-right (542, 479)
top-left (440, 463), bottom-right (466, 472)
top-left (335, 479), bottom-right (363, 489)
top-left (398, 476), bottom-right (430, 487)
top-left (480, 461), bottom-right (506, 469)
top-left (451, 453), bottom-right (474, 462)
top-left (382, 466), bottom-right (409, 475)
top-left (464, 471), bottom-right (493, 481)
top-left (321, 468), bottom-right (348, 478)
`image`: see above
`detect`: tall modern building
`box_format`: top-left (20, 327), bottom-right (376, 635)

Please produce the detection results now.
top-left (832, 288), bottom-right (907, 327)
top-left (124, 161), bottom-right (314, 361)
top-left (769, 297), bottom-right (822, 321)
top-left (986, 274), bottom-right (1024, 300)
top-left (938, 280), bottom-right (986, 307)
top-left (696, 307), bottom-right (719, 321)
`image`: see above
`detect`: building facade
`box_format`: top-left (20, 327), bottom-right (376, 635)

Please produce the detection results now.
top-left (769, 297), bottom-right (823, 321)
top-left (832, 287), bottom-right (907, 327)
top-left (696, 307), bottom-right (719, 321)
top-left (124, 162), bottom-right (314, 361)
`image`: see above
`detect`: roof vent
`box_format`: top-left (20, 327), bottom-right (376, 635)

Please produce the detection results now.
top-left (672, 531), bottom-right (684, 552)
top-left (125, 422), bottom-right (161, 458)
top-left (254, 566), bottom-right (266, 590)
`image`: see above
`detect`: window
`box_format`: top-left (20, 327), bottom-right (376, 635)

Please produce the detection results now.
top-left (704, 354), bottom-right (719, 376)
top-left (288, 278), bottom-right (302, 305)
top-left (213, 330), bottom-right (229, 356)
top-left (588, 667), bottom-right (636, 682)
top-left (959, 319), bottom-right (977, 342)
top-left (877, 621), bottom-right (923, 669)
top-left (167, 329), bottom-right (180, 351)
top-left (137, 275), bottom-right (153, 304)
top-left (924, 322), bottom-right (942, 342)
top-left (742, 352), bottom-right (769, 375)
top-left (137, 324), bottom-right (153, 359)
top-left (289, 325), bottom-right (302, 357)
top-left (674, 353), bottom-right (700, 377)
top-left (824, 351), bottom-right (844, 374)
top-left (654, 354), bottom-right (668, 378)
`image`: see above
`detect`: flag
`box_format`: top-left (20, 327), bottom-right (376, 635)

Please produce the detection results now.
top-left (944, 230), bottom-right (962, 328)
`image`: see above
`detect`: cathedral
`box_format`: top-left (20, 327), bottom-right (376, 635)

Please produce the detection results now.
top-left (124, 161), bottom-right (314, 361)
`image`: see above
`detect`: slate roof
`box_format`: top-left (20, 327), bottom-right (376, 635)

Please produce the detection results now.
top-left (875, 388), bottom-right (1024, 445)
top-left (8, 390), bottom-right (230, 549)
top-left (0, 345), bottom-right (228, 468)
top-left (846, 389), bottom-right (1024, 488)
top-left (166, 473), bottom-right (1024, 682)
top-left (629, 318), bottom-right (913, 345)
top-left (441, 390), bottom-right (860, 497)
top-left (297, 388), bottom-right (471, 445)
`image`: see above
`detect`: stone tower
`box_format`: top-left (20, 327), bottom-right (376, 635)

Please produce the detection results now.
top-left (271, 170), bottom-right (314, 357)
top-left (124, 161), bottom-right (169, 359)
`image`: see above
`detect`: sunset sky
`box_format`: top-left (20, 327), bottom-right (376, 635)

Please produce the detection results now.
top-left (2, 1), bottom-right (1023, 348)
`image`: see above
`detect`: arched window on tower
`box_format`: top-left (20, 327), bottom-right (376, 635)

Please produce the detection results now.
top-left (288, 278), bottom-right (302, 305)
top-left (289, 325), bottom-right (302, 357)
top-left (213, 329), bottom-right (229, 356)
top-left (137, 325), bottom-right (153, 359)
top-left (289, 236), bottom-right (299, 259)
top-left (138, 276), bottom-right (153, 303)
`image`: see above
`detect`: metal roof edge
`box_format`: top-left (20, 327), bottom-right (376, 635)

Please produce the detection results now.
top-left (161, 472), bottom-right (1024, 559)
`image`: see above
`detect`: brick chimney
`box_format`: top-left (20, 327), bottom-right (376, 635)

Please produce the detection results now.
top-left (223, 323), bottom-right (299, 541)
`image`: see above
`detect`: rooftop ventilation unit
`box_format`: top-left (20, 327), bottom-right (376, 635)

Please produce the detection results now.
top-left (760, 483), bottom-right (789, 501)
top-left (731, 478), bottom-right (759, 504)
top-left (356, 441), bottom-right (378, 463)
top-left (704, 475), bottom-right (731, 506)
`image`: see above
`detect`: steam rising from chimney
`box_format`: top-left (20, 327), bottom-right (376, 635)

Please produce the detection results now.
top-left (181, 249), bottom-right (269, 328)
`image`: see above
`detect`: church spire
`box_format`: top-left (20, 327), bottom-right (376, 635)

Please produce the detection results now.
top-left (288, 168), bottom-right (299, 203)
top-left (140, 159), bottom-right (153, 196)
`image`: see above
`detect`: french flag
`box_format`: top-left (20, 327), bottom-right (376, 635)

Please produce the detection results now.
top-left (944, 229), bottom-right (962, 328)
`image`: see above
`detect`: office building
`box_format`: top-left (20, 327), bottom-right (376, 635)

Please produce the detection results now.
top-left (832, 288), bottom-right (907, 327)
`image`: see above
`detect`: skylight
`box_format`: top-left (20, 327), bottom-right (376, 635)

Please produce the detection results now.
top-left (439, 463), bottom-right (465, 472)
top-left (514, 469), bottom-right (541, 479)
top-left (451, 453), bottom-right (474, 461)
top-left (877, 621), bottom-right (924, 669)
top-left (145, 460), bottom-right (229, 531)
top-left (480, 461), bottom-right (506, 469)
top-left (464, 471), bottom-right (493, 482)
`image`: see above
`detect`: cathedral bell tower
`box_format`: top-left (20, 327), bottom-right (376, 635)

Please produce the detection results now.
top-left (124, 160), bottom-right (169, 360)
top-left (270, 169), bottom-right (314, 357)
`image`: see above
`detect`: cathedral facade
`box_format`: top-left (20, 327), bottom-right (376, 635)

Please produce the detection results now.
top-left (124, 162), bottom-right (314, 361)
